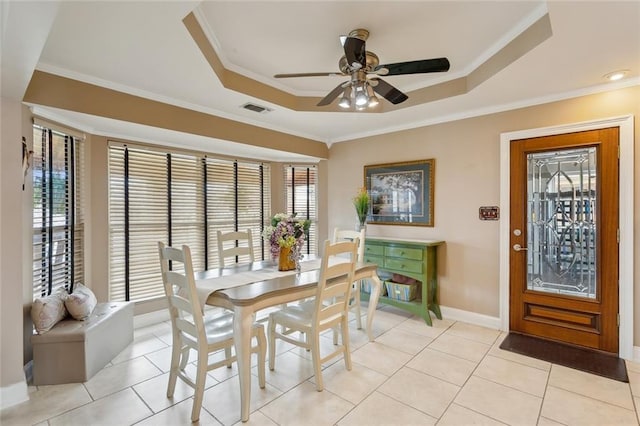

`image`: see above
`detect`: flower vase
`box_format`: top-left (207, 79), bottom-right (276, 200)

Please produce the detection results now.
top-left (278, 247), bottom-right (296, 271)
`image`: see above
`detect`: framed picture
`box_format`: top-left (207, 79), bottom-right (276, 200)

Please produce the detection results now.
top-left (364, 159), bottom-right (435, 226)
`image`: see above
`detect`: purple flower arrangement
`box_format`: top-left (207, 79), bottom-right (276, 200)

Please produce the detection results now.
top-left (263, 213), bottom-right (311, 265)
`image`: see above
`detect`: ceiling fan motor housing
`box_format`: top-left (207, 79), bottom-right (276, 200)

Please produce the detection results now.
top-left (339, 51), bottom-right (379, 74)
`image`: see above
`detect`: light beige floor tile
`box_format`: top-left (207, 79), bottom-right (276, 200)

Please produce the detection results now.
top-left (136, 398), bottom-right (222, 425)
top-left (628, 369), bottom-right (640, 397)
top-left (111, 333), bottom-right (168, 364)
top-left (396, 315), bottom-right (453, 339)
top-left (48, 388), bottom-right (151, 426)
top-left (548, 364), bottom-right (635, 410)
top-left (635, 396), bottom-right (640, 424)
top-left (84, 356), bottom-right (162, 400)
top-left (253, 351), bottom-right (313, 392)
top-left (0, 383), bottom-right (91, 426)
top-left (375, 327), bottom-right (433, 355)
top-left (454, 376), bottom-right (541, 426)
top-left (201, 374), bottom-right (282, 425)
top-left (288, 333), bottom-right (346, 369)
top-left (311, 360), bottom-right (388, 404)
top-left (487, 345), bottom-right (551, 372)
top-left (234, 410), bottom-right (278, 426)
top-left (474, 355), bottom-right (548, 397)
top-left (133, 366), bottom-right (219, 413)
top-left (367, 308), bottom-right (412, 337)
top-left (407, 347), bottom-right (477, 386)
top-left (350, 341), bottom-right (412, 376)
top-left (537, 416), bottom-right (567, 426)
top-left (337, 390), bottom-right (437, 426)
top-left (542, 385), bottom-right (638, 425)
top-left (428, 332), bottom-right (491, 363)
top-left (259, 381), bottom-right (354, 426)
top-left (626, 360), bottom-right (640, 374)
top-left (446, 322), bottom-right (501, 345)
top-left (438, 403), bottom-right (506, 425)
top-left (378, 366), bottom-right (460, 418)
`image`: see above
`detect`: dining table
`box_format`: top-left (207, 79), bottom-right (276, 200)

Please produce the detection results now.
top-left (194, 255), bottom-right (382, 422)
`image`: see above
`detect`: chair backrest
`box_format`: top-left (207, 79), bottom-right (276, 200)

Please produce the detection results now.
top-left (158, 242), bottom-right (205, 345)
top-left (313, 239), bottom-right (358, 327)
top-left (332, 227), bottom-right (365, 262)
top-left (216, 229), bottom-right (255, 268)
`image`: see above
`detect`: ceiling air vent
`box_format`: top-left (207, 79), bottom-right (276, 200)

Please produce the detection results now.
top-left (241, 103), bottom-right (271, 114)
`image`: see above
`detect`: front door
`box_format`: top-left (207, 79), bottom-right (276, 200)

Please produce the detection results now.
top-left (509, 127), bottom-right (619, 353)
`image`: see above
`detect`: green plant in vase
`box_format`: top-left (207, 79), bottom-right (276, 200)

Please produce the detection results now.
top-left (353, 187), bottom-right (370, 229)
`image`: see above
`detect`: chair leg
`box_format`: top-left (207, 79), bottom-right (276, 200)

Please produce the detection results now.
top-left (267, 316), bottom-right (276, 371)
top-left (256, 327), bottom-right (267, 389)
top-left (342, 315), bottom-right (352, 371)
top-left (311, 333), bottom-right (324, 392)
top-left (179, 346), bottom-right (190, 370)
top-left (224, 346), bottom-right (233, 368)
top-left (353, 282), bottom-right (363, 330)
top-left (191, 350), bottom-right (208, 423)
top-left (167, 337), bottom-right (181, 397)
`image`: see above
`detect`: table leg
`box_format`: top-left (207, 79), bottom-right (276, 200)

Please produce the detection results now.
top-left (234, 306), bottom-right (254, 422)
top-left (365, 273), bottom-right (382, 342)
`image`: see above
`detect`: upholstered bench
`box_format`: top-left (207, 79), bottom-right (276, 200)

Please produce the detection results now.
top-left (31, 302), bottom-right (134, 385)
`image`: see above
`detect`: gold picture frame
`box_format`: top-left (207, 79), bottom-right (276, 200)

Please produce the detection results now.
top-left (364, 159), bottom-right (435, 227)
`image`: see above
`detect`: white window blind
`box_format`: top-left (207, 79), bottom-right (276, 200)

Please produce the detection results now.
top-left (284, 165), bottom-right (318, 255)
top-left (32, 125), bottom-right (84, 299)
top-left (109, 144), bottom-right (271, 302)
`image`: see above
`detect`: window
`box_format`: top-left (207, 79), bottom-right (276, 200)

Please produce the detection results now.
top-left (109, 144), bottom-right (271, 302)
top-left (32, 125), bottom-right (84, 299)
top-left (284, 165), bottom-right (317, 255)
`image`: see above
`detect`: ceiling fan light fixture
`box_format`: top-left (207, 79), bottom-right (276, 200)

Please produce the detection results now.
top-left (338, 86), bottom-right (352, 108)
top-left (366, 84), bottom-right (379, 107)
top-left (354, 82), bottom-right (369, 106)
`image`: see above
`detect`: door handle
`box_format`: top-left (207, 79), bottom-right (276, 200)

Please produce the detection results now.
top-left (513, 244), bottom-right (528, 252)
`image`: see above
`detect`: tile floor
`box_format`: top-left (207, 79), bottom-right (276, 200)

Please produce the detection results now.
top-left (2, 304), bottom-right (639, 426)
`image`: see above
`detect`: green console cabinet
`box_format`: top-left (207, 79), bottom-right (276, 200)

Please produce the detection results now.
top-left (362, 237), bottom-right (444, 326)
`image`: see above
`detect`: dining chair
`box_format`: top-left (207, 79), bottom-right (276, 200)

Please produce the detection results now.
top-left (158, 242), bottom-right (266, 422)
top-left (267, 238), bottom-right (358, 391)
top-left (332, 227), bottom-right (366, 330)
top-left (217, 229), bottom-right (255, 268)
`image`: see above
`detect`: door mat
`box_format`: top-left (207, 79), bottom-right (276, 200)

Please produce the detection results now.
top-left (499, 333), bottom-right (628, 383)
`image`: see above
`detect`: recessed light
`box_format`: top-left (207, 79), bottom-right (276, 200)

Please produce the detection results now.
top-left (604, 70), bottom-right (629, 81)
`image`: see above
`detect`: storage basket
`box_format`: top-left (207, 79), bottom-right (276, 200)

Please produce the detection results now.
top-left (384, 280), bottom-right (418, 302)
top-left (360, 280), bottom-right (387, 296)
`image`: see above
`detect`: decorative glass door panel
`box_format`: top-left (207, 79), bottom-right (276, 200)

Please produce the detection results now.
top-left (527, 147), bottom-right (597, 299)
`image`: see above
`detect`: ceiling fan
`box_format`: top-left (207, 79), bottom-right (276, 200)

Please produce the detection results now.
top-left (274, 29), bottom-right (450, 109)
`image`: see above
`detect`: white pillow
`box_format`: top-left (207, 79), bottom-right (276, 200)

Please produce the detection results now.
top-left (64, 283), bottom-right (97, 320)
top-left (31, 287), bottom-right (69, 334)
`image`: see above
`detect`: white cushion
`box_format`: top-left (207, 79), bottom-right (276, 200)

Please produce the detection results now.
top-left (31, 287), bottom-right (69, 334)
top-left (64, 283), bottom-right (98, 320)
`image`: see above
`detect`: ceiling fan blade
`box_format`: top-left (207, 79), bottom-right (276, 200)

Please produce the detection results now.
top-left (343, 36), bottom-right (366, 69)
top-left (370, 78), bottom-right (408, 105)
top-left (375, 58), bottom-right (450, 76)
top-left (274, 72), bottom-right (345, 78)
top-left (317, 82), bottom-right (348, 106)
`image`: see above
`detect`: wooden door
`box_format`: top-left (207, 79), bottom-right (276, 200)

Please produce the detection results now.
top-left (509, 127), bottom-right (619, 353)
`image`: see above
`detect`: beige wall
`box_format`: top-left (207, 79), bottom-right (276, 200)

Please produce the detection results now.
top-left (0, 98), bottom-right (30, 405)
top-left (327, 85), bottom-right (640, 345)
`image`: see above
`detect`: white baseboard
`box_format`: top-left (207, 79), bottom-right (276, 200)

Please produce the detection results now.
top-left (133, 309), bottom-right (170, 329)
top-left (0, 379), bottom-right (28, 411)
top-left (440, 305), bottom-right (502, 330)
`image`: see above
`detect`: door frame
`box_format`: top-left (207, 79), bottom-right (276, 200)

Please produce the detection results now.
top-left (499, 115), bottom-right (634, 359)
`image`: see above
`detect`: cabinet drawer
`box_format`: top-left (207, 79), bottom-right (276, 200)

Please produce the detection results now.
top-left (364, 255), bottom-right (383, 266)
top-left (364, 244), bottom-right (384, 256)
top-left (384, 246), bottom-right (423, 261)
top-left (384, 257), bottom-right (423, 274)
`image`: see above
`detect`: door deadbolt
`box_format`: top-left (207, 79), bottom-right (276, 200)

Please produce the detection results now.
top-left (513, 229), bottom-right (521, 236)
